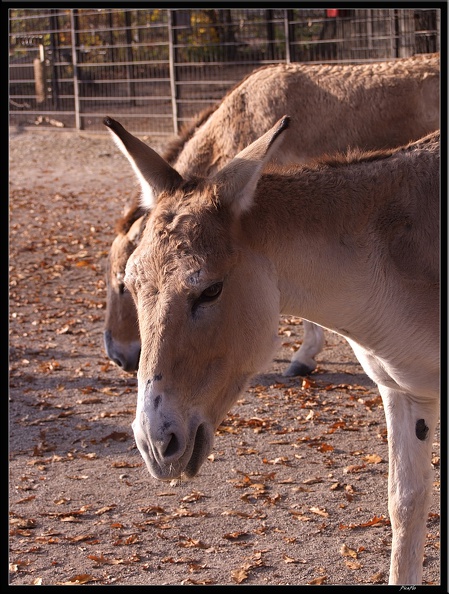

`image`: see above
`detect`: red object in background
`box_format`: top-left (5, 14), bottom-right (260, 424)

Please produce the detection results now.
top-left (327, 9), bottom-right (339, 17)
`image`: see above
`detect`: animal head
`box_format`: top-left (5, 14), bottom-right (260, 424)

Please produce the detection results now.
top-left (104, 209), bottom-right (145, 372)
top-left (104, 115), bottom-right (289, 479)
top-left (103, 107), bottom-right (218, 372)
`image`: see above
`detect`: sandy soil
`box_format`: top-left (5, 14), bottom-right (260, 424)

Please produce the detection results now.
top-left (8, 127), bottom-right (441, 586)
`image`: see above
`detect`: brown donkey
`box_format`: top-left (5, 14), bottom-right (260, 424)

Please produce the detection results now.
top-left (104, 53), bottom-right (439, 374)
top-left (105, 115), bottom-right (439, 585)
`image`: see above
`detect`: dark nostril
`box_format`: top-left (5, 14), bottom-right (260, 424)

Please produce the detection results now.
top-left (122, 361), bottom-right (137, 373)
top-left (112, 357), bottom-right (124, 369)
top-left (164, 433), bottom-right (180, 458)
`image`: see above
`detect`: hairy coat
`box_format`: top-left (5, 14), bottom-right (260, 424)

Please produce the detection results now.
top-left (105, 115), bottom-right (439, 585)
top-left (104, 53), bottom-right (440, 374)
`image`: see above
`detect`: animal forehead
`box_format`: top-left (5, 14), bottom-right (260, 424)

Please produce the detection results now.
top-left (126, 199), bottom-right (237, 286)
top-left (149, 187), bottom-right (234, 255)
top-left (127, 240), bottom-right (231, 291)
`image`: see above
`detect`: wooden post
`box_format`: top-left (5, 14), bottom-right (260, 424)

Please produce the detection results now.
top-left (34, 44), bottom-right (46, 103)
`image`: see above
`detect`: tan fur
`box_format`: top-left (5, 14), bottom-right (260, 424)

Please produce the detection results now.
top-left (106, 117), bottom-right (439, 584)
top-left (104, 54), bottom-right (440, 373)
top-left (174, 55), bottom-right (440, 176)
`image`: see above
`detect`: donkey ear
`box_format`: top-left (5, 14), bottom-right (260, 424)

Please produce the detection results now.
top-left (104, 117), bottom-right (183, 209)
top-left (213, 116), bottom-right (290, 215)
top-left (127, 216), bottom-right (146, 245)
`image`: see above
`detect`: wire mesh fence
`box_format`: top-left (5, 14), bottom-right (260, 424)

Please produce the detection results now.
top-left (9, 7), bottom-right (441, 135)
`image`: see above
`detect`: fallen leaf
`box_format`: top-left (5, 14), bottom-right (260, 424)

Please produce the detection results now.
top-left (308, 576), bottom-right (327, 584)
top-left (371, 571), bottom-right (386, 583)
top-left (223, 531), bottom-right (249, 540)
top-left (178, 537), bottom-right (210, 549)
top-left (340, 544), bottom-right (358, 558)
top-left (309, 506), bottom-right (329, 517)
top-left (303, 477), bottom-right (323, 484)
top-left (231, 552), bottom-right (265, 584)
top-left (343, 464), bottom-right (366, 474)
top-left (363, 453), bottom-right (383, 464)
top-left (345, 559), bottom-right (362, 570)
top-left (87, 553), bottom-right (111, 565)
top-left (290, 510), bottom-right (311, 522)
top-left (15, 495), bottom-right (36, 504)
top-left (283, 554), bottom-right (306, 564)
top-left (181, 491), bottom-right (205, 503)
top-left (77, 397), bottom-right (103, 404)
top-left (339, 514), bottom-right (390, 530)
top-left (140, 505), bottom-right (165, 515)
top-left (94, 505), bottom-right (116, 515)
top-left (61, 574), bottom-right (95, 584)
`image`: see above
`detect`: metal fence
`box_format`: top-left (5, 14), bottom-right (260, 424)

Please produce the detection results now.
top-left (9, 7), bottom-right (441, 135)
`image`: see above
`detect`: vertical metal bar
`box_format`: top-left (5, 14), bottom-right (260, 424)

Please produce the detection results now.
top-left (389, 10), bottom-right (395, 57)
top-left (49, 9), bottom-right (60, 110)
top-left (284, 9), bottom-right (290, 64)
top-left (124, 10), bottom-right (135, 106)
top-left (70, 9), bottom-right (81, 130)
top-left (366, 9), bottom-right (373, 53)
top-left (436, 8), bottom-right (440, 52)
top-left (396, 9), bottom-right (415, 58)
top-left (266, 10), bottom-right (275, 61)
top-left (168, 9), bottom-right (178, 136)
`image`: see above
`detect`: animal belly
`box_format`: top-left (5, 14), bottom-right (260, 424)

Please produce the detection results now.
top-left (347, 339), bottom-right (439, 400)
top-left (346, 340), bottom-right (407, 392)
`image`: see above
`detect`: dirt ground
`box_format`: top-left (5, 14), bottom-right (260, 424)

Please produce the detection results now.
top-left (8, 126), bottom-right (441, 586)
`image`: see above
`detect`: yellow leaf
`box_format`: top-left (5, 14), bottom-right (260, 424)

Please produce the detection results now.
top-left (64, 574), bottom-right (95, 584)
top-left (344, 464), bottom-right (366, 474)
top-left (283, 554), bottom-right (305, 564)
top-left (371, 571), bottom-right (386, 583)
top-left (340, 544), bottom-right (358, 558)
top-left (345, 560), bottom-right (362, 570)
top-left (231, 568), bottom-right (248, 583)
top-left (363, 453), bottom-right (383, 464)
top-left (309, 506), bottom-right (329, 517)
top-left (308, 576), bottom-right (327, 584)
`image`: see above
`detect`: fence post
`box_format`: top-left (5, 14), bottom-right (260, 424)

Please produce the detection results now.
top-left (436, 8), bottom-right (440, 51)
top-left (168, 10), bottom-right (179, 136)
top-left (49, 9), bottom-right (61, 109)
top-left (70, 9), bottom-right (81, 130)
top-left (396, 9), bottom-right (416, 57)
top-left (283, 10), bottom-right (290, 63)
top-left (33, 44), bottom-right (46, 103)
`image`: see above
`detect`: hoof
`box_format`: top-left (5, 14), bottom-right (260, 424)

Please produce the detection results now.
top-left (282, 361), bottom-right (315, 377)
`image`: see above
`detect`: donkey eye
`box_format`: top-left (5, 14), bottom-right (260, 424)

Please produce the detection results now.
top-left (118, 282), bottom-right (127, 295)
top-left (201, 282), bottom-right (223, 300)
top-left (195, 282), bottom-right (223, 308)
top-left (191, 282), bottom-right (223, 316)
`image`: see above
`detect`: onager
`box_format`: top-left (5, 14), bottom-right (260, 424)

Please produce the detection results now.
top-left (104, 54), bottom-right (440, 375)
top-left (104, 114), bottom-right (440, 585)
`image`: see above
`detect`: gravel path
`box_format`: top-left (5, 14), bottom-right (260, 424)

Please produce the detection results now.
top-left (9, 127), bottom-right (441, 586)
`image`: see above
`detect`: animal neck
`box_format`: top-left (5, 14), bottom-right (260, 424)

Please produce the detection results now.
top-left (239, 156), bottom-right (409, 338)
